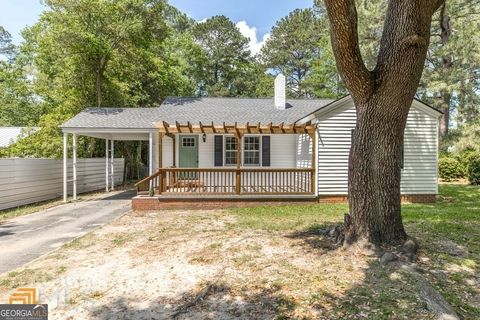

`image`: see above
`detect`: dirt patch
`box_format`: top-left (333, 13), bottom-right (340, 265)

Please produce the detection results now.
top-left (0, 209), bottom-right (436, 319)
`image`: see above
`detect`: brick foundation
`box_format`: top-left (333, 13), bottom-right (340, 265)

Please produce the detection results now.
top-left (318, 196), bottom-right (349, 204)
top-left (132, 196), bottom-right (318, 211)
top-left (400, 194), bottom-right (437, 203)
top-left (132, 194), bottom-right (437, 211)
top-left (317, 194), bottom-right (437, 204)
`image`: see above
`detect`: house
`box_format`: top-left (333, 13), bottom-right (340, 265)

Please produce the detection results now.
top-left (61, 75), bottom-right (442, 208)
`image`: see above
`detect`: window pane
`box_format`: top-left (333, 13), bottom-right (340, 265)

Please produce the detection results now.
top-left (225, 137), bottom-right (237, 165)
top-left (243, 136), bottom-right (260, 165)
top-left (225, 137), bottom-right (237, 151)
top-left (225, 151), bottom-right (237, 165)
top-left (182, 137), bottom-right (195, 147)
top-left (244, 136), bottom-right (260, 151)
top-left (244, 151), bottom-right (259, 165)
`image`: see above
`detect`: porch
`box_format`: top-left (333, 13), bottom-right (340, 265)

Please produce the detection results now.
top-left (135, 121), bottom-right (318, 198)
top-left (135, 167), bottom-right (315, 195)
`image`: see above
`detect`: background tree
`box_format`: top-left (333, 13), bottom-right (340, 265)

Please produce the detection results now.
top-left (323, 0), bottom-right (445, 244)
top-left (0, 27), bottom-right (41, 127)
top-left (419, 0), bottom-right (480, 136)
top-left (260, 9), bottom-right (328, 98)
top-left (191, 15), bottom-right (263, 97)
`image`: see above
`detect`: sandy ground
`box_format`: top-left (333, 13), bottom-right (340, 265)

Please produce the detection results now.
top-left (0, 209), bottom-right (434, 319)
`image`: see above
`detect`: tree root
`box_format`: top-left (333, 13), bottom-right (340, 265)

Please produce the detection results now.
top-left (401, 265), bottom-right (459, 320)
top-left (171, 282), bottom-right (217, 318)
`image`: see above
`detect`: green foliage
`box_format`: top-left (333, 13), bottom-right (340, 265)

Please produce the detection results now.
top-left (191, 15), bottom-right (263, 97)
top-left (419, 0), bottom-right (480, 124)
top-left (451, 122), bottom-right (480, 153)
top-left (468, 155), bottom-right (480, 185)
top-left (260, 8), bottom-right (331, 98)
top-left (439, 156), bottom-right (465, 181)
top-left (0, 27), bottom-right (41, 126)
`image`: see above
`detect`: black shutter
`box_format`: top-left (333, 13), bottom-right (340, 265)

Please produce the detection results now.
top-left (214, 135), bottom-right (223, 166)
top-left (262, 136), bottom-right (271, 167)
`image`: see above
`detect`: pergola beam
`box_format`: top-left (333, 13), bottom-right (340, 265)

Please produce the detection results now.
top-left (156, 121), bottom-right (316, 135)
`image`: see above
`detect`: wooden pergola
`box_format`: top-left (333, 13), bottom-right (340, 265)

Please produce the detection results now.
top-left (154, 121), bottom-right (317, 169)
top-left (156, 121), bottom-right (316, 136)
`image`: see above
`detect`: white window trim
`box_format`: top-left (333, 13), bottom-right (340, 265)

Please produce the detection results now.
top-left (242, 135), bottom-right (262, 167)
top-left (224, 135), bottom-right (238, 166)
top-left (222, 135), bottom-right (264, 167)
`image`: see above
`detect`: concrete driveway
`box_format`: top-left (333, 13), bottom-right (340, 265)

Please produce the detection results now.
top-left (0, 190), bottom-right (135, 275)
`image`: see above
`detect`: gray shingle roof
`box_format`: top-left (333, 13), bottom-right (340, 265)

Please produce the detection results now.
top-left (61, 97), bottom-right (334, 129)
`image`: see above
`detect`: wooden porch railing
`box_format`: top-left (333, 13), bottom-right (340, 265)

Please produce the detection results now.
top-left (135, 168), bottom-right (315, 195)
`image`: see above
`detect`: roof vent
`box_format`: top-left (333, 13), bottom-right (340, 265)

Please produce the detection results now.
top-left (274, 74), bottom-right (286, 110)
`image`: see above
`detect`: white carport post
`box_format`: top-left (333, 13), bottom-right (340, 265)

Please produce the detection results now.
top-left (72, 133), bottom-right (77, 200)
top-left (110, 140), bottom-right (114, 191)
top-left (105, 139), bottom-right (110, 192)
top-left (63, 132), bottom-right (68, 203)
top-left (148, 132), bottom-right (153, 176)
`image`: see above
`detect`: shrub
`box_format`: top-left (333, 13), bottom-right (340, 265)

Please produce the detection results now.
top-left (439, 156), bottom-right (465, 181)
top-left (468, 155), bottom-right (480, 185)
top-left (457, 151), bottom-right (478, 176)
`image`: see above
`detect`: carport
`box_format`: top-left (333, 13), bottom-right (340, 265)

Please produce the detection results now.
top-left (61, 107), bottom-right (162, 202)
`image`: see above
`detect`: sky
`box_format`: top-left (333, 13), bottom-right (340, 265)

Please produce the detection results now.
top-left (1, 0), bottom-right (313, 54)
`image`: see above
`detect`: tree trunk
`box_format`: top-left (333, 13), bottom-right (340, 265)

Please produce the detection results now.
top-left (95, 56), bottom-right (108, 108)
top-left (324, 0), bottom-right (444, 245)
top-left (95, 70), bottom-right (102, 108)
top-left (439, 90), bottom-right (451, 137)
top-left (346, 97), bottom-right (408, 244)
top-left (438, 4), bottom-right (452, 138)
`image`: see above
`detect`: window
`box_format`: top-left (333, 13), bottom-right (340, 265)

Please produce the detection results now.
top-left (225, 137), bottom-right (237, 165)
top-left (243, 136), bottom-right (260, 165)
top-left (182, 137), bottom-right (195, 148)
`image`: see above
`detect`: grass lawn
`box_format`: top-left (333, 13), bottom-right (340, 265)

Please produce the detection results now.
top-left (0, 184), bottom-right (478, 319)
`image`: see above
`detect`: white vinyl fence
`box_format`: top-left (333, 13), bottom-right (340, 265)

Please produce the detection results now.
top-left (0, 158), bottom-right (124, 211)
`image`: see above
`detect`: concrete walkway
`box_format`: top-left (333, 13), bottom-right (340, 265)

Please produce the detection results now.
top-left (0, 190), bottom-right (134, 275)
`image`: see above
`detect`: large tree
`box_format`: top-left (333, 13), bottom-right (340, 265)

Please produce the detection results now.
top-left (324, 0), bottom-right (444, 244)
top-left (316, 0), bottom-right (480, 138)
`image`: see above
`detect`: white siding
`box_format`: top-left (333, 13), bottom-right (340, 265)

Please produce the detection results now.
top-left (162, 135), bottom-right (174, 167)
top-left (296, 134), bottom-right (313, 168)
top-left (402, 107), bottom-right (438, 194)
top-left (0, 158), bottom-right (124, 211)
top-left (199, 134), bottom-right (215, 168)
top-left (316, 101), bottom-right (439, 195)
top-left (271, 134), bottom-right (296, 168)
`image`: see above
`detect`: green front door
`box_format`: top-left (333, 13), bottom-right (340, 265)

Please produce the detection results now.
top-left (179, 135), bottom-right (199, 173)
